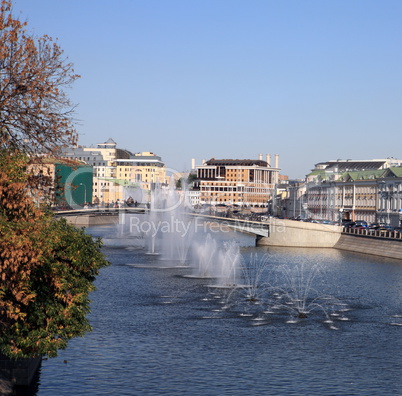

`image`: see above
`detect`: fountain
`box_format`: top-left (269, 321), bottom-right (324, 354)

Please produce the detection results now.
top-left (157, 183), bottom-right (194, 265)
top-left (185, 234), bottom-right (221, 278)
top-left (216, 241), bottom-right (241, 286)
top-left (119, 179), bottom-right (197, 267)
top-left (203, 252), bottom-right (350, 328)
top-left (237, 253), bottom-right (272, 302)
top-left (267, 262), bottom-right (346, 323)
top-left (117, 181), bottom-right (351, 329)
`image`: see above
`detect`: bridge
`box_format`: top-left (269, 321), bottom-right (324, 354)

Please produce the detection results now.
top-left (55, 208), bottom-right (341, 246)
top-left (55, 207), bottom-right (145, 226)
top-left (55, 208), bottom-right (345, 247)
top-left (55, 208), bottom-right (269, 237)
top-left (55, 209), bottom-right (402, 258)
top-left (189, 213), bottom-right (269, 237)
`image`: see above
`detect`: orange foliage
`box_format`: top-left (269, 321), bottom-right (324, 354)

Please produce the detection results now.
top-left (0, 153), bottom-right (109, 358)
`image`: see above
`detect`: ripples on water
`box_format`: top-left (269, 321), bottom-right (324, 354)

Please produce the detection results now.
top-left (23, 226), bottom-right (402, 395)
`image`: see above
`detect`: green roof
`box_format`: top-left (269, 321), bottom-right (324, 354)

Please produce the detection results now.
top-left (306, 170), bottom-right (327, 180)
top-left (386, 167), bottom-right (402, 177)
top-left (341, 169), bottom-right (385, 181)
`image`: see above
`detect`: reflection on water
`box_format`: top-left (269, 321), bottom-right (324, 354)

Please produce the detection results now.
top-left (24, 225), bottom-right (402, 395)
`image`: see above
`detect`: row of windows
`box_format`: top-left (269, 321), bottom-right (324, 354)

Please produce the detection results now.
top-left (73, 157), bottom-right (106, 166)
top-left (308, 197), bottom-right (402, 210)
top-left (116, 167), bottom-right (160, 172)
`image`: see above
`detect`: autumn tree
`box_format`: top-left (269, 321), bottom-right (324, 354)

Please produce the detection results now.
top-left (0, 151), bottom-right (109, 359)
top-left (0, 1), bottom-right (109, 362)
top-left (0, 0), bottom-right (79, 155)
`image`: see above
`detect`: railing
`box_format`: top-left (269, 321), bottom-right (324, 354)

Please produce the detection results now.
top-left (343, 227), bottom-right (402, 240)
top-left (54, 207), bottom-right (146, 217)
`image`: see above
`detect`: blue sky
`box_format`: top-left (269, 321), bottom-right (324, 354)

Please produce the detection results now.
top-left (14, 0), bottom-right (402, 178)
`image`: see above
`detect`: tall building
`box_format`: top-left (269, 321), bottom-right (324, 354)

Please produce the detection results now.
top-left (195, 154), bottom-right (280, 206)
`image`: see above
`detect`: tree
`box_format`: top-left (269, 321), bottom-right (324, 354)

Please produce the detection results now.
top-left (176, 177), bottom-right (183, 190)
top-left (187, 172), bottom-right (197, 186)
top-left (0, 151), bottom-right (109, 358)
top-left (0, 0), bottom-right (79, 155)
top-left (0, 2), bottom-right (108, 361)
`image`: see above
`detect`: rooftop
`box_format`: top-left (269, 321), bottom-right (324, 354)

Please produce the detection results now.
top-left (203, 158), bottom-right (270, 167)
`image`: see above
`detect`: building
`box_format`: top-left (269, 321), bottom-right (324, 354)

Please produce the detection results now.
top-left (61, 139), bottom-right (166, 205)
top-left (306, 159), bottom-right (402, 224)
top-left (28, 158), bottom-right (93, 208)
top-left (195, 154), bottom-right (280, 207)
top-left (115, 152), bottom-right (166, 190)
top-left (281, 158), bottom-right (402, 226)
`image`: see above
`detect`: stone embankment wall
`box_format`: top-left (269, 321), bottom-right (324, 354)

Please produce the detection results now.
top-left (257, 218), bottom-right (342, 248)
top-left (257, 218), bottom-right (402, 260)
top-left (0, 355), bottom-right (42, 391)
top-left (64, 214), bottom-right (119, 227)
top-left (334, 233), bottom-right (402, 260)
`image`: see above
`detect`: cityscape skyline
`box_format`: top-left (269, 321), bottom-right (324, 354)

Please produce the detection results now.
top-left (15, 0), bottom-right (402, 178)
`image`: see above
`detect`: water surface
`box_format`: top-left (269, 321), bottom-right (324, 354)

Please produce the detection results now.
top-left (29, 226), bottom-right (402, 395)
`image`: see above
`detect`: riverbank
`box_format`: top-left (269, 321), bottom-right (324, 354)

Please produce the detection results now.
top-left (256, 218), bottom-right (402, 261)
top-left (256, 218), bottom-right (342, 248)
top-left (334, 233), bottom-right (402, 260)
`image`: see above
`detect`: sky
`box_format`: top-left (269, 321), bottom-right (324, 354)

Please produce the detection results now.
top-left (13, 0), bottom-right (402, 178)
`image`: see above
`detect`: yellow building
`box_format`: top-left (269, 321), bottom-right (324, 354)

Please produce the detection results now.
top-left (98, 152), bottom-right (166, 205)
top-left (196, 155), bottom-right (280, 207)
top-left (61, 139), bottom-right (166, 205)
top-left (115, 152), bottom-right (166, 191)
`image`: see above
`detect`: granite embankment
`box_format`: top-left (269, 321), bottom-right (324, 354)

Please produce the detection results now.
top-left (257, 218), bottom-right (402, 261)
top-left (334, 233), bottom-right (402, 260)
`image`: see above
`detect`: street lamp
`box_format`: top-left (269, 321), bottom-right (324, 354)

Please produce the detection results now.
top-left (79, 183), bottom-right (87, 206)
top-left (338, 208), bottom-right (344, 226)
top-left (351, 179), bottom-right (356, 222)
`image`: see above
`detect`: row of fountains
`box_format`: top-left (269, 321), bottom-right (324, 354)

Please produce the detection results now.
top-left (119, 184), bottom-right (352, 329)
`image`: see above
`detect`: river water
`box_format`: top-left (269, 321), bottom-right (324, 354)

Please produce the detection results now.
top-left (26, 224), bottom-right (402, 395)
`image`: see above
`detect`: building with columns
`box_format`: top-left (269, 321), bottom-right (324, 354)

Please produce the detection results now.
top-left (195, 154), bottom-right (280, 207)
top-left (282, 158), bottom-right (402, 227)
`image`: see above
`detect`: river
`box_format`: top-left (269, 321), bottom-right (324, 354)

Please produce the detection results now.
top-left (25, 224), bottom-right (402, 395)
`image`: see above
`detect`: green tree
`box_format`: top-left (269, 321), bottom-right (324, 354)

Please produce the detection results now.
top-left (176, 177), bottom-right (183, 190)
top-left (187, 172), bottom-right (197, 186)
